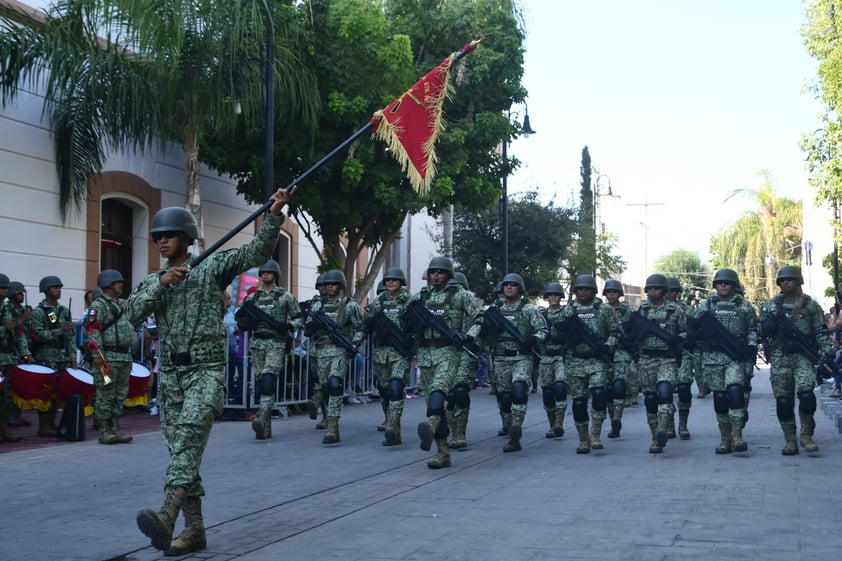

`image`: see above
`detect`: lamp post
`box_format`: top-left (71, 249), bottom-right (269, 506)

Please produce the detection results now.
top-left (501, 106), bottom-right (536, 275)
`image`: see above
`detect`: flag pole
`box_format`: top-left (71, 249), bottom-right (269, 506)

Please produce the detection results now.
top-left (191, 37), bottom-right (485, 269)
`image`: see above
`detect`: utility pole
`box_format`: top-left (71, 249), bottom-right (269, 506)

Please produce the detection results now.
top-left (627, 200), bottom-right (664, 296)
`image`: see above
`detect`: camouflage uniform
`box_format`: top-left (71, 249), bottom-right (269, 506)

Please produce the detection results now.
top-left (558, 298), bottom-right (618, 453)
top-left (241, 284), bottom-right (302, 439)
top-left (126, 213), bottom-right (284, 499)
top-left (605, 299), bottom-right (636, 438)
top-left (364, 287), bottom-right (412, 446)
top-left (411, 281), bottom-right (482, 468)
top-left (0, 290), bottom-right (30, 441)
top-left (31, 295), bottom-right (77, 436)
top-left (538, 305), bottom-right (567, 439)
top-left (305, 292), bottom-right (364, 444)
top-left (759, 290), bottom-right (831, 455)
top-left (85, 292), bottom-right (134, 443)
top-left (671, 298), bottom-right (698, 439)
top-left (693, 293), bottom-right (757, 454)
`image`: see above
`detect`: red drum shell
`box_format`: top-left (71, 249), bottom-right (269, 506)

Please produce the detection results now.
top-left (125, 362), bottom-right (151, 406)
top-left (58, 367), bottom-right (97, 405)
top-left (10, 364), bottom-right (56, 411)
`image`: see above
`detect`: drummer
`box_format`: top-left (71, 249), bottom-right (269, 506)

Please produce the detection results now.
top-left (6, 281), bottom-right (34, 428)
top-left (0, 274), bottom-right (31, 442)
top-left (30, 275), bottom-right (78, 437)
top-left (85, 270), bottom-right (135, 445)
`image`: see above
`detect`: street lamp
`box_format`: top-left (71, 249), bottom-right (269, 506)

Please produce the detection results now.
top-left (501, 106), bottom-right (536, 274)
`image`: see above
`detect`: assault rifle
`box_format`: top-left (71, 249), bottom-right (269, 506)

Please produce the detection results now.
top-left (369, 311), bottom-right (415, 358)
top-left (694, 310), bottom-right (752, 362)
top-left (556, 312), bottom-right (613, 367)
top-left (766, 312), bottom-right (821, 364)
top-left (483, 305), bottom-right (542, 358)
top-left (627, 310), bottom-right (686, 367)
top-left (404, 300), bottom-right (480, 359)
top-left (236, 300), bottom-right (294, 335)
top-left (304, 308), bottom-right (367, 360)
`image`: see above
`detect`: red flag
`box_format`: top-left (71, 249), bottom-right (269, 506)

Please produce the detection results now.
top-left (371, 41), bottom-right (479, 195)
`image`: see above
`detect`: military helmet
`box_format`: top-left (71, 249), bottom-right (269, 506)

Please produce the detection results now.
top-left (258, 259), bottom-right (282, 278)
top-left (449, 272), bottom-right (470, 290)
top-left (666, 277), bottom-right (683, 293)
top-left (494, 281), bottom-right (503, 295)
top-left (602, 279), bottom-right (624, 296)
top-left (383, 267), bottom-right (407, 286)
top-left (0, 273), bottom-right (9, 289)
top-left (544, 281), bottom-right (565, 298)
top-left (712, 268), bottom-right (740, 287)
top-left (427, 256), bottom-right (454, 278)
top-left (39, 275), bottom-right (63, 293)
top-left (315, 274), bottom-right (325, 289)
top-left (150, 207), bottom-right (199, 240)
top-left (776, 265), bottom-right (804, 286)
top-left (7, 281), bottom-right (25, 298)
top-left (644, 274), bottom-right (668, 291)
top-left (501, 272), bottom-right (525, 293)
top-left (97, 269), bottom-right (125, 289)
top-left (572, 274), bottom-right (598, 291)
top-left (322, 269), bottom-right (347, 287)
top-left (376, 279), bottom-right (386, 294)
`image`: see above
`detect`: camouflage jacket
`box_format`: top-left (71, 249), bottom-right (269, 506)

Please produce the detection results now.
top-left (557, 298), bottom-right (619, 358)
top-left (539, 306), bottom-right (565, 357)
top-left (607, 300), bottom-right (636, 362)
top-left (692, 294), bottom-right (757, 364)
top-left (410, 284), bottom-right (483, 346)
top-left (485, 297), bottom-right (548, 355)
top-left (30, 299), bottom-right (76, 366)
top-left (0, 301), bottom-right (30, 365)
top-left (85, 294), bottom-right (134, 362)
top-left (126, 214), bottom-right (284, 366)
top-left (758, 292), bottom-right (831, 357)
top-left (306, 296), bottom-right (364, 358)
top-left (364, 288), bottom-right (412, 358)
top-left (242, 285), bottom-right (303, 347)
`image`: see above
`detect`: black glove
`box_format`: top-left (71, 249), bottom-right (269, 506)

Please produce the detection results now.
top-left (304, 320), bottom-right (320, 336)
top-left (521, 335), bottom-right (539, 351)
top-left (284, 322), bottom-right (295, 333)
top-left (761, 319), bottom-right (779, 335)
top-left (347, 344), bottom-right (360, 358)
top-left (453, 332), bottom-right (473, 346)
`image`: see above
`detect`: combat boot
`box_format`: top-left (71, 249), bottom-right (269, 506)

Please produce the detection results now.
top-left (731, 418), bottom-right (747, 452)
top-left (607, 407), bottom-right (622, 438)
top-left (110, 418), bottom-right (133, 443)
top-left (545, 410), bottom-right (557, 438)
top-left (323, 416), bottom-right (340, 444)
top-left (0, 420), bottom-right (22, 442)
top-left (427, 438), bottom-right (451, 469)
top-left (166, 496), bottom-right (207, 556)
top-left (449, 413), bottom-right (468, 450)
top-left (575, 422), bottom-right (591, 454)
top-left (715, 421), bottom-right (733, 454)
top-left (655, 416), bottom-right (669, 449)
top-left (251, 414), bottom-right (266, 440)
top-left (678, 409), bottom-right (691, 440)
top-left (137, 486), bottom-right (186, 551)
top-left (6, 405), bottom-right (24, 427)
top-left (418, 416), bottom-right (437, 452)
top-left (383, 411), bottom-right (402, 446)
top-left (377, 400), bottom-right (389, 432)
top-left (37, 411), bottom-right (57, 437)
top-left (799, 413), bottom-right (818, 453)
top-left (504, 411), bottom-right (524, 452)
top-left (648, 414), bottom-right (662, 454)
top-left (552, 409), bottom-right (565, 438)
top-left (781, 423), bottom-right (799, 455)
top-left (98, 418), bottom-right (119, 445)
top-left (666, 413), bottom-right (676, 439)
top-left (262, 409), bottom-right (272, 439)
top-left (590, 416), bottom-right (605, 450)
top-left (497, 411), bottom-right (511, 436)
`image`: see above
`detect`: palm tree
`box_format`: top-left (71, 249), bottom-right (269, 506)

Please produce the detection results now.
top-left (0, 0), bottom-right (318, 248)
top-left (710, 170), bottom-right (802, 304)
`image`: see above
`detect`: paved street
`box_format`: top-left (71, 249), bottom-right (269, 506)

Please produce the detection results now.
top-left (2, 367), bottom-right (841, 561)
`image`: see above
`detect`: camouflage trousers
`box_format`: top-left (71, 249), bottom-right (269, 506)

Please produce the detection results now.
top-left (159, 360), bottom-right (225, 496)
top-left (638, 356), bottom-right (677, 420)
top-left (701, 359), bottom-right (746, 426)
top-left (565, 356), bottom-right (610, 423)
top-left (609, 358), bottom-right (634, 416)
top-left (493, 355), bottom-right (533, 416)
top-left (251, 342), bottom-right (287, 415)
top-left (769, 352), bottom-right (815, 397)
top-left (538, 355), bottom-right (566, 414)
top-left (0, 362), bottom-right (13, 421)
top-left (94, 359), bottom-right (131, 420)
top-left (675, 353), bottom-right (698, 412)
top-left (314, 351), bottom-right (348, 418)
top-left (374, 348), bottom-right (410, 417)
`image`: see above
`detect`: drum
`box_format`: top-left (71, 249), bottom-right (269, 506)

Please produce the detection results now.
top-left (10, 364), bottom-right (56, 412)
top-left (125, 362), bottom-right (151, 407)
top-left (58, 367), bottom-right (97, 406)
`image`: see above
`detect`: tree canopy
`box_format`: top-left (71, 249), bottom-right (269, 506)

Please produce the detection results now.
top-left (653, 248), bottom-right (711, 298)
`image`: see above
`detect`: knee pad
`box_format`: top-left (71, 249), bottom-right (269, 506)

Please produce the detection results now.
top-left (644, 392), bottom-right (658, 415)
top-left (605, 385), bottom-right (615, 402)
top-left (497, 391), bottom-right (513, 413)
top-left (590, 387), bottom-right (608, 412)
top-left (542, 387), bottom-right (556, 408)
top-left (451, 383), bottom-right (471, 409)
top-left (512, 381), bottom-right (529, 405)
top-left (388, 378), bottom-right (405, 402)
top-left (776, 396), bottom-right (795, 421)
top-left (446, 389), bottom-right (457, 411)
top-left (611, 378), bottom-right (627, 400)
top-left (553, 381), bottom-right (567, 401)
top-left (434, 415), bottom-right (450, 439)
top-left (259, 373), bottom-right (276, 395)
top-left (427, 390), bottom-right (447, 416)
top-left (713, 391), bottom-right (729, 415)
top-left (327, 375), bottom-right (344, 397)
top-left (656, 381), bottom-right (673, 404)
top-left (726, 383), bottom-right (745, 409)
top-left (379, 384), bottom-right (390, 406)
top-left (676, 383), bottom-right (692, 404)
top-left (572, 397), bottom-right (589, 423)
top-left (797, 391), bottom-right (817, 414)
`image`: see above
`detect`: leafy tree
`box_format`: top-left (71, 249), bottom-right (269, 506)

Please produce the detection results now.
top-left (568, 145), bottom-right (596, 278)
top-left (709, 170), bottom-right (802, 304)
top-left (204, 0), bottom-right (528, 300)
top-left (653, 248), bottom-right (711, 297)
top-left (449, 191), bottom-right (577, 303)
top-left (0, 0), bottom-right (319, 246)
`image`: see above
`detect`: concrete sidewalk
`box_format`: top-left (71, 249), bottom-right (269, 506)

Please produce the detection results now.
top-left (2, 367), bottom-right (841, 561)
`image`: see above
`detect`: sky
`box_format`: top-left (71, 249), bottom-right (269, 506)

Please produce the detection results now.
top-left (508, 1), bottom-right (822, 286)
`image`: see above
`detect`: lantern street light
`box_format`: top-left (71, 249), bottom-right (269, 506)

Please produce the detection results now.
top-left (501, 106), bottom-right (536, 275)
